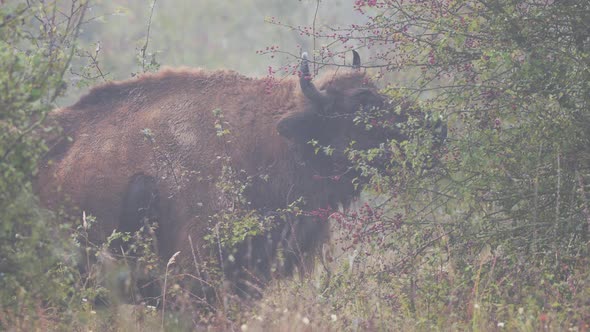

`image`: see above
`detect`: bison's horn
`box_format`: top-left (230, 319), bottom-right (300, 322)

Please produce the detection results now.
top-left (299, 52), bottom-right (329, 105)
top-left (352, 50), bottom-right (361, 69)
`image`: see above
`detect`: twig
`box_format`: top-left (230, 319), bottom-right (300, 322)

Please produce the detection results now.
top-left (312, 0), bottom-right (320, 75)
top-left (188, 235), bottom-right (205, 295)
top-left (215, 224), bottom-right (227, 313)
top-left (86, 44), bottom-right (108, 81)
top-left (555, 147), bottom-right (561, 266)
top-left (141, 0), bottom-right (158, 73)
top-left (161, 251), bottom-right (180, 331)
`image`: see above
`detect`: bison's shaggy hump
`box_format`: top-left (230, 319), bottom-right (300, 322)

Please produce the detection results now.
top-left (37, 55), bottom-right (394, 299)
top-left (56, 68), bottom-right (268, 129)
top-left (71, 68), bottom-right (252, 108)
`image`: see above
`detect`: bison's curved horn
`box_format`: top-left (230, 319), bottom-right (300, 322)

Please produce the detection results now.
top-left (352, 50), bottom-right (361, 69)
top-left (299, 52), bottom-right (329, 105)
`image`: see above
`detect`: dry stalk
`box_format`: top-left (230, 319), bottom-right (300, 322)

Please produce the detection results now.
top-left (161, 251), bottom-right (180, 331)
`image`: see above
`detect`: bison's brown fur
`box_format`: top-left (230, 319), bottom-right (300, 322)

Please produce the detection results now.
top-left (37, 59), bottom-right (393, 297)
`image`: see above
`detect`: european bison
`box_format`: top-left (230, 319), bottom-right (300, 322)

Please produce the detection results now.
top-left (37, 52), bottom-right (416, 298)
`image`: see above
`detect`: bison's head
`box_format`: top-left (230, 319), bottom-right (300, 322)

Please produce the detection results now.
top-left (277, 51), bottom-right (446, 206)
top-left (277, 52), bottom-right (406, 181)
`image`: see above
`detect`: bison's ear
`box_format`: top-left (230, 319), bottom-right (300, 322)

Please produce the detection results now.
top-left (277, 111), bottom-right (321, 143)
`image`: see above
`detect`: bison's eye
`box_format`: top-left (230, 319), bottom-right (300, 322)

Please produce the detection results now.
top-left (351, 89), bottom-right (380, 108)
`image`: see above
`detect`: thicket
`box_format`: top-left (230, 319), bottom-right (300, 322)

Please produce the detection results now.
top-left (254, 0), bottom-right (590, 330)
top-left (0, 1), bottom-right (92, 329)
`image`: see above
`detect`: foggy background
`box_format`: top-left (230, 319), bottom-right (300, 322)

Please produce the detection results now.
top-left (64, 0), bottom-right (369, 105)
